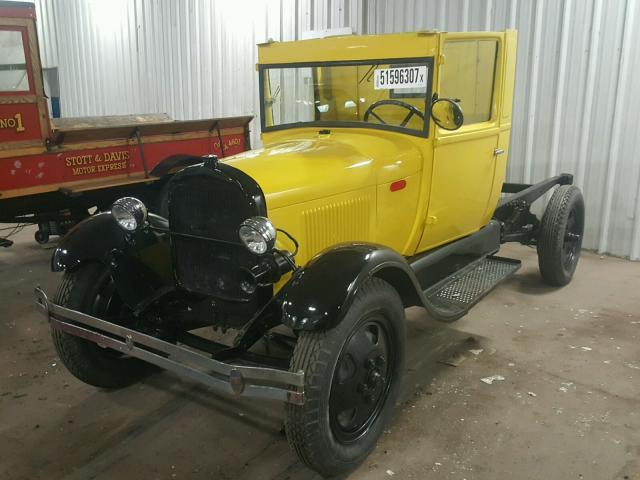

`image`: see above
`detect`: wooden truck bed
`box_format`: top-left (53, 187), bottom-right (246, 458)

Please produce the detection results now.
top-left (0, 2), bottom-right (253, 245)
top-left (0, 115), bottom-right (253, 246)
top-left (0, 114), bottom-right (251, 202)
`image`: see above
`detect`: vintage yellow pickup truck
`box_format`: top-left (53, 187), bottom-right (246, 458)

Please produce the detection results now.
top-left (36, 29), bottom-right (584, 476)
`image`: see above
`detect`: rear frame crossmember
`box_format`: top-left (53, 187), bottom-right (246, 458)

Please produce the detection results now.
top-left (498, 173), bottom-right (573, 208)
top-left (494, 173), bottom-right (574, 244)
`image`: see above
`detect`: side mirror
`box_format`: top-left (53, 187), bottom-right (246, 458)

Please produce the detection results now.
top-left (430, 98), bottom-right (464, 131)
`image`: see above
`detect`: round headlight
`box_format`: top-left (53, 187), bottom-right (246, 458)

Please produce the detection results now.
top-left (111, 197), bottom-right (148, 232)
top-left (239, 217), bottom-right (276, 255)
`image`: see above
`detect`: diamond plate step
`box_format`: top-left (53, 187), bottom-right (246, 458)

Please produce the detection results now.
top-left (424, 256), bottom-right (521, 318)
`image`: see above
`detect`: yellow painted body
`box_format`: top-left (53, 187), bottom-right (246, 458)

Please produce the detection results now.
top-left (223, 30), bottom-right (518, 283)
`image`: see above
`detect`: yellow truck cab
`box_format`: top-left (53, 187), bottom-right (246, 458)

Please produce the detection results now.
top-left (236, 30), bottom-right (518, 265)
top-left (38, 31), bottom-right (585, 478)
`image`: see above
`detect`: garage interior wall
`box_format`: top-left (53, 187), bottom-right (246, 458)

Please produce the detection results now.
top-left (20, 0), bottom-right (640, 260)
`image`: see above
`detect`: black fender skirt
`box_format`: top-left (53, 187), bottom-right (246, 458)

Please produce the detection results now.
top-left (280, 243), bottom-right (425, 331)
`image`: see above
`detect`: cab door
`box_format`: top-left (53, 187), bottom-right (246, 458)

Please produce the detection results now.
top-left (418, 34), bottom-right (503, 251)
top-left (0, 7), bottom-right (50, 148)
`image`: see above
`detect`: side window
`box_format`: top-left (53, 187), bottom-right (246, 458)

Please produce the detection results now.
top-left (0, 29), bottom-right (30, 93)
top-left (264, 67), bottom-right (315, 126)
top-left (440, 39), bottom-right (498, 125)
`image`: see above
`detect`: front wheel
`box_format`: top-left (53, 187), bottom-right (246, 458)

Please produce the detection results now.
top-left (537, 185), bottom-right (585, 286)
top-left (51, 263), bottom-right (152, 388)
top-left (285, 278), bottom-right (406, 477)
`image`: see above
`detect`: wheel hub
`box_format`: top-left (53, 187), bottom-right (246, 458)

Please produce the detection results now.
top-left (562, 209), bottom-right (582, 270)
top-left (329, 319), bottom-right (393, 443)
top-left (358, 356), bottom-right (386, 403)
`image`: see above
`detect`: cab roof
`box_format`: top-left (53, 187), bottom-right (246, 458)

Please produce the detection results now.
top-left (258, 31), bottom-right (439, 65)
top-left (257, 30), bottom-right (513, 65)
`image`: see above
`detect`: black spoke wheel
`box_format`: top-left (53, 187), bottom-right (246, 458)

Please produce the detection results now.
top-left (51, 263), bottom-right (153, 388)
top-left (285, 278), bottom-right (405, 477)
top-left (330, 318), bottom-right (392, 443)
top-left (563, 209), bottom-right (581, 270)
top-left (537, 185), bottom-right (585, 286)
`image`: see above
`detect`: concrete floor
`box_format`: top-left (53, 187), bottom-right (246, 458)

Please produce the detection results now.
top-left (0, 225), bottom-right (639, 480)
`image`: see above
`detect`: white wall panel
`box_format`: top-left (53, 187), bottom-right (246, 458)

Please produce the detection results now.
top-left (16, 0), bottom-right (640, 259)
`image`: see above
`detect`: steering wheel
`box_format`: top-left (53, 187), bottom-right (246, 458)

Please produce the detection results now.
top-left (363, 99), bottom-right (425, 127)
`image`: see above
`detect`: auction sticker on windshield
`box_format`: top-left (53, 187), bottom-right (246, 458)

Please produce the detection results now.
top-left (374, 66), bottom-right (427, 90)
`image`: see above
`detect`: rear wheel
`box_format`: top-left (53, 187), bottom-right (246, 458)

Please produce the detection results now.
top-left (51, 263), bottom-right (151, 388)
top-left (537, 185), bottom-right (585, 286)
top-left (285, 278), bottom-right (405, 477)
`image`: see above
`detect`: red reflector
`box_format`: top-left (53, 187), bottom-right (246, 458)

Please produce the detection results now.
top-left (390, 180), bottom-right (406, 192)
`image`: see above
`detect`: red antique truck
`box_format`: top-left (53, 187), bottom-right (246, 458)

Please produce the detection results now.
top-left (0, 1), bottom-right (251, 246)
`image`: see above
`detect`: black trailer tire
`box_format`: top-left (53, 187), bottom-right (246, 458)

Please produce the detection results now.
top-left (285, 278), bottom-right (406, 477)
top-left (34, 230), bottom-right (49, 245)
top-left (51, 263), bottom-right (152, 389)
top-left (537, 185), bottom-right (585, 286)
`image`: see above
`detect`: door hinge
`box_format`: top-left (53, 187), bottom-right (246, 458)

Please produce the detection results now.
top-left (426, 215), bottom-right (438, 225)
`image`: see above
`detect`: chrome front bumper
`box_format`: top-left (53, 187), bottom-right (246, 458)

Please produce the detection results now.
top-left (34, 287), bottom-right (305, 405)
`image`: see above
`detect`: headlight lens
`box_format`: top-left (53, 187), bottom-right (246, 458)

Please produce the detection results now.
top-left (111, 197), bottom-right (148, 232)
top-left (238, 217), bottom-right (276, 255)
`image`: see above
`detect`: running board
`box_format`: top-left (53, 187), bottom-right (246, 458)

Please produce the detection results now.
top-left (423, 256), bottom-right (521, 319)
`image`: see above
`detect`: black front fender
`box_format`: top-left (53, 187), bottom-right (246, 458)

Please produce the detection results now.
top-left (52, 212), bottom-right (169, 272)
top-left (280, 243), bottom-right (423, 331)
top-left (51, 213), bottom-right (128, 272)
top-left (51, 212), bottom-right (171, 312)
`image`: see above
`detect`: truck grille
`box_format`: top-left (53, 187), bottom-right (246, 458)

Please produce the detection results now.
top-left (168, 168), bottom-right (258, 300)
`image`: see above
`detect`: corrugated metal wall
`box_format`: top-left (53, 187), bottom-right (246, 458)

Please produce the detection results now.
top-left (363, 0), bottom-right (640, 261)
top-left (21, 0), bottom-right (640, 259)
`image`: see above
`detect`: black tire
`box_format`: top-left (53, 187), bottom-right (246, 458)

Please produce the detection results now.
top-left (34, 230), bottom-right (49, 245)
top-left (51, 263), bottom-right (151, 389)
top-left (537, 185), bottom-right (585, 286)
top-left (285, 278), bottom-right (406, 477)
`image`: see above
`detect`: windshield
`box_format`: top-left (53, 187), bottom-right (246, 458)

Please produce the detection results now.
top-left (261, 59), bottom-right (432, 135)
top-left (0, 29), bottom-right (30, 93)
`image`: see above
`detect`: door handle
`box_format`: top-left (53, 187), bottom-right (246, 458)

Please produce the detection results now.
top-left (494, 148), bottom-right (505, 156)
